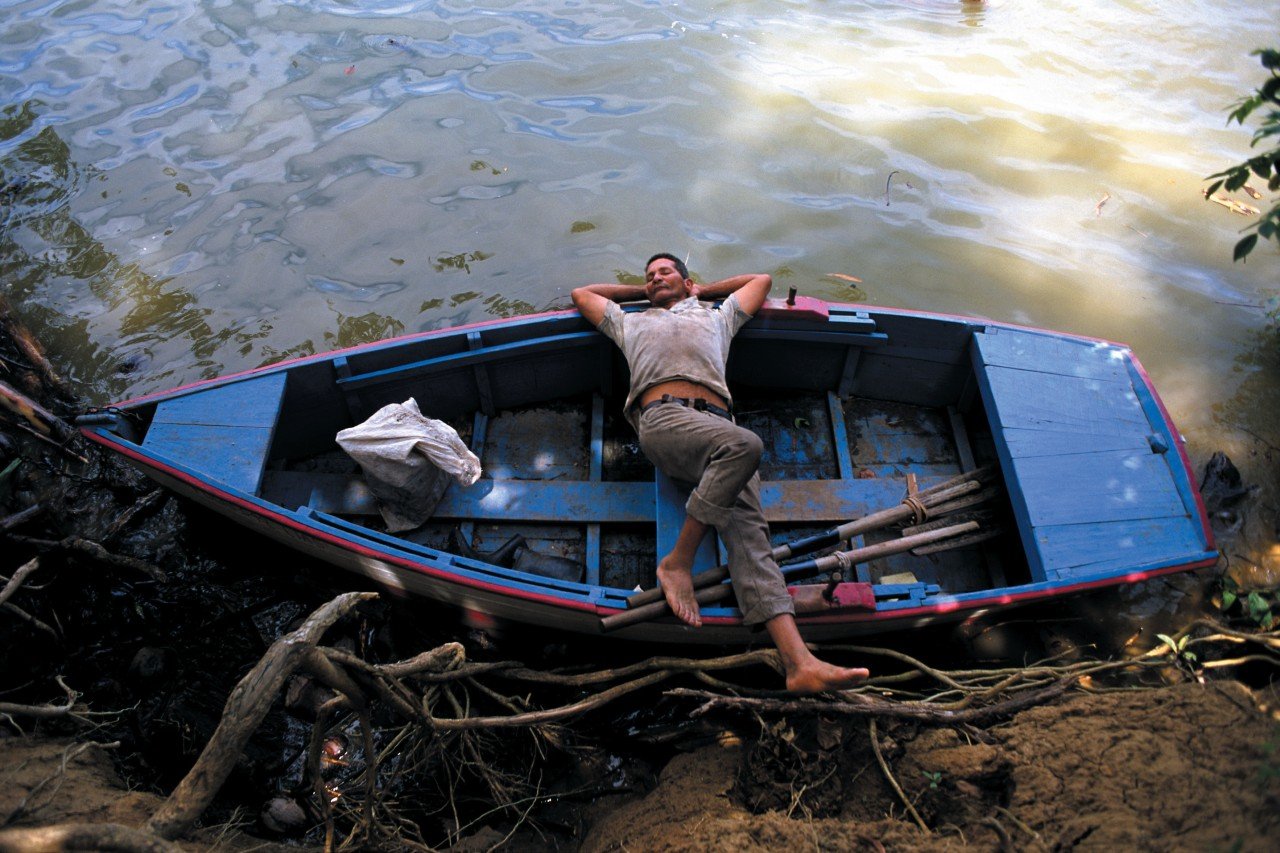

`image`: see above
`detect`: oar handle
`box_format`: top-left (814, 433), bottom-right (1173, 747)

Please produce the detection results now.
top-left (604, 520), bottom-right (981, 632)
top-left (601, 583), bottom-right (733, 632)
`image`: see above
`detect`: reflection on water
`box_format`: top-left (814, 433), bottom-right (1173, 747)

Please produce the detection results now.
top-left (0, 1), bottom-right (1276, 475)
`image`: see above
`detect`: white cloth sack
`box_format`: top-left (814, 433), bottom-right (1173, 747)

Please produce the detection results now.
top-left (335, 398), bottom-right (481, 531)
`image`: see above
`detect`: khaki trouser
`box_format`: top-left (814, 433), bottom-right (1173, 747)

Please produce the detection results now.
top-left (636, 403), bottom-right (795, 626)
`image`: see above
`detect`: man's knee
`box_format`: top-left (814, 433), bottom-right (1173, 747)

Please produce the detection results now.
top-left (723, 427), bottom-right (763, 468)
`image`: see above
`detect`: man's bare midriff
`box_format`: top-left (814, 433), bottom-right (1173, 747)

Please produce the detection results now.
top-left (639, 379), bottom-right (728, 410)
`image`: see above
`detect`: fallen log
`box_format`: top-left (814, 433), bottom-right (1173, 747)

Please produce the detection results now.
top-left (0, 379), bottom-right (77, 444)
top-left (0, 295), bottom-right (74, 401)
top-left (145, 591), bottom-right (379, 840)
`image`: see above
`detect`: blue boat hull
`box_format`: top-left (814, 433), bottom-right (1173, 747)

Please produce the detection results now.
top-left (80, 299), bottom-right (1217, 644)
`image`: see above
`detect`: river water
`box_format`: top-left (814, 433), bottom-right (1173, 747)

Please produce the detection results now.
top-left (2, 1), bottom-right (1277, 546)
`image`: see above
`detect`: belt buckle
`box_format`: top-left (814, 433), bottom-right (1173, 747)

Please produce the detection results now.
top-left (692, 398), bottom-right (707, 412)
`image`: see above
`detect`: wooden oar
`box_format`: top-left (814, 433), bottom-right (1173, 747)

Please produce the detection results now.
top-left (624, 465), bottom-right (995, 610)
top-left (601, 520), bottom-right (980, 632)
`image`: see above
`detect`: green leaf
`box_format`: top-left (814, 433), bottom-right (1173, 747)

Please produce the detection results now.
top-left (1246, 591), bottom-right (1271, 624)
top-left (1204, 179), bottom-right (1224, 197)
top-left (1222, 587), bottom-right (1238, 610)
top-left (1156, 634), bottom-right (1179, 654)
top-left (1225, 171), bottom-right (1251, 191)
top-left (1234, 234), bottom-right (1259, 262)
top-left (1257, 49), bottom-right (1280, 70)
top-left (794, 417), bottom-right (811, 429)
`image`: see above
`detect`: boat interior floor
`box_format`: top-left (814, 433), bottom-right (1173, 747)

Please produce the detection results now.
top-left (259, 390), bottom-right (1024, 596)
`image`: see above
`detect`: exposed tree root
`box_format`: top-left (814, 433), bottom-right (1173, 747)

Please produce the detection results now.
top-left (1, 591), bottom-right (1275, 850)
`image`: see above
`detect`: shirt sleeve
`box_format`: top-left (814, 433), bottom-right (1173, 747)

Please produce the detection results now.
top-left (597, 301), bottom-right (626, 349)
top-left (721, 292), bottom-right (754, 338)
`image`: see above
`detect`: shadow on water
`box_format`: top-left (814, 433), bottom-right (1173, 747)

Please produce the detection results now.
top-left (0, 102), bottom-right (217, 397)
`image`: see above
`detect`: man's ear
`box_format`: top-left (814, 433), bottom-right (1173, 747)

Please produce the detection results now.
top-left (684, 279), bottom-right (697, 298)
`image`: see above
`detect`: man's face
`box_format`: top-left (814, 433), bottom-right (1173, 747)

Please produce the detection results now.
top-left (644, 259), bottom-right (692, 308)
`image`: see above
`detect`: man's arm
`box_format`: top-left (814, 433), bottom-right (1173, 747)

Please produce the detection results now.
top-left (692, 273), bottom-right (772, 316)
top-left (571, 283), bottom-right (648, 327)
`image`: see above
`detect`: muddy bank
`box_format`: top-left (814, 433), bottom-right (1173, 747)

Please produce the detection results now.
top-left (581, 681), bottom-right (1279, 852)
top-left (4, 680), bottom-right (1276, 851)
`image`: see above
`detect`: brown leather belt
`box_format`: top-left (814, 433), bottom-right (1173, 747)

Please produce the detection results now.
top-left (639, 394), bottom-right (733, 421)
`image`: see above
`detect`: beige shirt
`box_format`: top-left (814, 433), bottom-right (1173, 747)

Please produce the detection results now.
top-left (598, 294), bottom-right (753, 430)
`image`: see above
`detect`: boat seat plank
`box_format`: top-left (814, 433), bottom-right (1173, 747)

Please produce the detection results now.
top-left (974, 328), bottom-right (1130, 383)
top-left (1011, 451), bottom-right (1188, 527)
top-left (1035, 517), bottom-right (1214, 581)
top-left (260, 469), bottom-right (939, 525)
top-left (981, 365), bottom-right (1147, 436)
top-left (655, 471), bottom-right (719, 573)
top-left (1003, 426), bottom-right (1152, 458)
top-left (144, 373), bottom-right (286, 494)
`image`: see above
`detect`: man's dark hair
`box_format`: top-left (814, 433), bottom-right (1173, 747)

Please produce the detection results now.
top-left (646, 252), bottom-right (689, 281)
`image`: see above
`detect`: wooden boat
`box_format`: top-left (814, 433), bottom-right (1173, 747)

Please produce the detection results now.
top-left (78, 296), bottom-right (1217, 644)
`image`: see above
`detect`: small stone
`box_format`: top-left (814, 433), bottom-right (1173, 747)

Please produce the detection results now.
top-left (261, 796), bottom-right (308, 834)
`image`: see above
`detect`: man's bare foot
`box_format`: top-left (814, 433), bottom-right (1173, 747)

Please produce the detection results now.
top-left (785, 660), bottom-right (870, 695)
top-left (656, 556), bottom-right (701, 627)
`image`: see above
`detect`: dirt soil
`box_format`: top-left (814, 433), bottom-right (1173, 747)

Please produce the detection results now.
top-left (579, 681), bottom-right (1279, 852)
top-left (4, 681), bottom-right (1275, 851)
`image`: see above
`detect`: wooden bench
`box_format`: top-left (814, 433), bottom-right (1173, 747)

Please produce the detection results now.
top-left (970, 327), bottom-right (1205, 582)
top-left (143, 373), bottom-right (287, 494)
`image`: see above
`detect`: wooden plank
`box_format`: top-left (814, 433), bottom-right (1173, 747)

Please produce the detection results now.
top-left (331, 357), bottom-right (364, 421)
top-left (438, 479), bottom-right (652, 522)
top-left (145, 423), bottom-right (277, 493)
top-left (336, 332), bottom-right (601, 391)
top-left (974, 327), bottom-right (1130, 383)
top-left (827, 392), bottom-right (855, 480)
top-left (467, 331), bottom-right (495, 416)
top-left (655, 471), bottom-right (719, 572)
top-left (760, 476), bottom-right (944, 524)
top-left (150, 373), bottom-right (287, 428)
top-left (586, 395), bottom-right (604, 585)
top-left (260, 468), bottom-right (938, 526)
top-left (1010, 451), bottom-right (1187, 527)
top-left (981, 366), bottom-right (1147, 435)
top-left (947, 406), bottom-right (977, 472)
top-left (459, 411), bottom-right (490, 546)
top-left (1003, 426), bottom-right (1152, 458)
top-left (1035, 517), bottom-right (1211, 579)
top-left (145, 373), bottom-right (287, 494)
top-left (735, 328), bottom-right (888, 347)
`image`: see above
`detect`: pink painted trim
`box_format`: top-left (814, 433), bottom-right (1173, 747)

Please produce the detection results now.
top-left (81, 430), bottom-right (600, 615)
